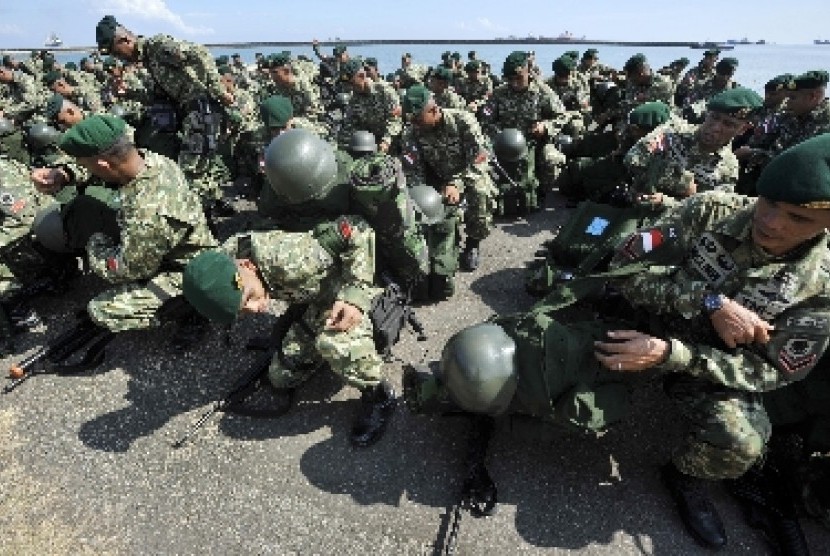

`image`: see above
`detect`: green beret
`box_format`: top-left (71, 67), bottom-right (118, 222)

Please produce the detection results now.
top-left (433, 67), bottom-right (453, 81)
top-left (102, 56), bottom-right (118, 70)
top-left (333, 44), bottom-right (347, 56)
top-left (757, 133), bottom-right (830, 208)
top-left (340, 59), bottom-right (364, 80)
top-left (468, 50), bottom-right (476, 60)
top-left (501, 51), bottom-right (528, 77)
top-left (403, 52), bottom-right (412, 59)
top-left (58, 114), bottom-right (126, 157)
top-left (624, 53), bottom-right (647, 73)
top-left (706, 87), bottom-right (763, 117)
top-left (674, 57), bottom-right (690, 67)
top-left (64, 61), bottom-right (78, 71)
top-left (583, 48), bottom-right (598, 58)
top-left (715, 57), bottom-right (739, 74)
top-left (44, 70), bottom-right (63, 87)
top-left (364, 57), bottom-right (378, 68)
top-left (703, 48), bottom-right (721, 57)
top-left (451, 52), bottom-right (461, 60)
top-left (260, 95), bottom-right (294, 129)
top-left (441, 51), bottom-right (451, 61)
top-left (628, 101), bottom-right (671, 130)
top-left (216, 65), bottom-right (233, 76)
top-left (794, 70), bottom-right (829, 90)
top-left (45, 93), bottom-right (65, 122)
top-left (564, 50), bottom-right (580, 61)
top-left (765, 73), bottom-right (795, 92)
top-left (269, 51), bottom-right (291, 68)
top-left (232, 53), bottom-right (240, 58)
top-left (552, 55), bottom-right (576, 74)
top-left (215, 55), bottom-right (229, 66)
top-left (182, 251), bottom-right (242, 325)
top-left (96, 15), bottom-right (119, 53)
top-left (464, 60), bottom-right (481, 72)
top-left (402, 84), bottom-right (432, 117)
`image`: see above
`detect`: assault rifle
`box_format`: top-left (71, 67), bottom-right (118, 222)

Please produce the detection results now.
top-left (3, 315), bottom-right (114, 394)
top-left (172, 303), bottom-right (308, 448)
top-left (371, 274), bottom-right (427, 360)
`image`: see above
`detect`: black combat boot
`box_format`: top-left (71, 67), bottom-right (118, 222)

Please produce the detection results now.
top-left (460, 239), bottom-right (480, 272)
top-left (661, 462), bottom-right (728, 550)
top-left (350, 380), bottom-right (397, 448)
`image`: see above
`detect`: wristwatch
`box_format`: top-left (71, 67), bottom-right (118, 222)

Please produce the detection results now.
top-left (702, 293), bottom-right (724, 315)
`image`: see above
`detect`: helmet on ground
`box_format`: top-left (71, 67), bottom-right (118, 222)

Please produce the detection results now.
top-left (32, 204), bottom-right (71, 253)
top-left (493, 128), bottom-right (528, 162)
top-left (440, 322), bottom-right (517, 415)
top-left (264, 129), bottom-right (338, 204)
top-left (408, 185), bottom-right (444, 225)
top-left (348, 130), bottom-right (377, 154)
top-left (26, 122), bottom-right (61, 149)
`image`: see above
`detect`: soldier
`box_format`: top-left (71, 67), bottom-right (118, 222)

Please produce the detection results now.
top-left (483, 51), bottom-right (570, 199)
top-left (31, 115), bottom-right (216, 346)
top-left (681, 57), bottom-right (740, 123)
top-left (400, 85), bottom-right (495, 275)
top-left (428, 67), bottom-right (466, 110)
top-left (95, 14), bottom-right (233, 208)
top-left (44, 70), bottom-right (104, 115)
top-left (545, 55), bottom-right (591, 140)
top-left (261, 51), bottom-right (324, 122)
top-left (676, 48), bottom-right (720, 106)
top-left (337, 59), bottom-right (402, 153)
top-left (624, 88), bottom-right (761, 208)
top-left (398, 52), bottom-right (428, 88)
top-left (576, 48), bottom-right (615, 84)
top-left (0, 66), bottom-right (46, 127)
top-left (615, 54), bottom-right (675, 122)
top-left (767, 70), bottom-right (830, 154)
top-left (455, 60), bottom-right (493, 114)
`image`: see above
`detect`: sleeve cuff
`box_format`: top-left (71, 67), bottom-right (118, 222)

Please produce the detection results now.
top-left (338, 285), bottom-right (372, 313)
top-left (657, 338), bottom-right (694, 372)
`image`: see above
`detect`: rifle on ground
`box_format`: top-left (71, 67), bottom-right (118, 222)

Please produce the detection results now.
top-left (371, 274), bottom-right (427, 360)
top-left (3, 316), bottom-right (114, 394)
top-left (172, 303), bottom-right (308, 448)
top-left (434, 415), bottom-right (497, 556)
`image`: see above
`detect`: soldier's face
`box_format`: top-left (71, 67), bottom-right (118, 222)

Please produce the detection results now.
top-left (698, 111), bottom-right (749, 148)
top-left (752, 197), bottom-right (830, 255)
top-left (54, 79), bottom-right (73, 95)
top-left (220, 74), bottom-right (235, 92)
top-left (351, 70), bottom-right (370, 93)
top-left (765, 89), bottom-right (789, 107)
top-left (237, 259), bottom-right (270, 314)
top-left (787, 88), bottom-right (822, 114)
top-left (272, 66), bottom-right (293, 86)
top-left (508, 67), bottom-right (529, 91)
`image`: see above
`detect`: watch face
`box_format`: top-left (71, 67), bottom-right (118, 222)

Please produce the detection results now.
top-left (704, 294), bottom-right (722, 313)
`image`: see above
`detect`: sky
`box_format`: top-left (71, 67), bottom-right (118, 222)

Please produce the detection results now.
top-left (1, 0), bottom-right (829, 49)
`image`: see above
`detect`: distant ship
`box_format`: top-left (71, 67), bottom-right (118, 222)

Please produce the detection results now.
top-left (44, 32), bottom-right (62, 48)
top-left (690, 42), bottom-right (735, 50)
top-left (815, 39), bottom-right (830, 45)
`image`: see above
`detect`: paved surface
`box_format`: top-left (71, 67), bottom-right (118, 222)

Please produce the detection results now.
top-left (1, 192), bottom-right (829, 555)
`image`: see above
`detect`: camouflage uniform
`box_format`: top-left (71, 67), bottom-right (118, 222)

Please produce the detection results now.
top-left (432, 87), bottom-right (467, 110)
top-left (484, 79), bottom-right (570, 188)
top-left (770, 99), bottom-right (830, 155)
top-left (135, 34), bottom-right (230, 202)
top-left (0, 71), bottom-right (45, 125)
top-left (618, 73), bottom-right (675, 119)
top-left (338, 81), bottom-right (402, 151)
top-left (85, 150), bottom-right (216, 332)
top-left (624, 125), bottom-right (739, 200)
top-left (545, 74), bottom-right (591, 138)
top-left (454, 75), bottom-right (492, 112)
top-left (221, 217), bottom-right (383, 391)
top-left (613, 191), bottom-right (830, 479)
top-left (258, 76), bottom-right (323, 122)
top-left (399, 63), bottom-right (428, 88)
top-left (676, 63), bottom-right (716, 105)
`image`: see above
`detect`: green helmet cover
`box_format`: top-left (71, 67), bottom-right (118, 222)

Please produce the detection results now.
top-left (26, 122), bottom-right (62, 149)
top-left (493, 128), bottom-right (528, 162)
top-left (348, 130), bottom-right (377, 154)
top-left (408, 185), bottom-right (444, 225)
top-left (264, 129), bottom-right (338, 204)
top-left (440, 322), bottom-right (517, 415)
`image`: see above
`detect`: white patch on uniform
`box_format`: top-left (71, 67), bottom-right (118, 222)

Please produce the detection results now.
top-left (786, 315), bottom-right (830, 329)
top-left (688, 232), bottom-right (736, 287)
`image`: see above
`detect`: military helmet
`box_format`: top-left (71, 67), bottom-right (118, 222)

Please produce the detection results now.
top-left (440, 322), bottom-right (517, 415)
top-left (408, 185), bottom-right (445, 225)
top-left (0, 117), bottom-right (14, 137)
top-left (26, 122), bottom-right (62, 149)
top-left (264, 129), bottom-right (338, 204)
top-left (335, 92), bottom-right (352, 107)
top-left (493, 128), bottom-right (528, 162)
top-left (32, 204), bottom-right (72, 253)
top-left (348, 130), bottom-right (377, 154)
top-left (594, 81), bottom-right (617, 95)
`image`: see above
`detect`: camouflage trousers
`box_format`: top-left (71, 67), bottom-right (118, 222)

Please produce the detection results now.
top-left (88, 271), bottom-right (183, 333)
top-left (534, 142), bottom-right (567, 192)
top-left (267, 299), bottom-right (383, 392)
top-left (460, 171), bottom-right (497, 242)
top-left (179, 109), bottom-right (231, 203)
top-left (665, 375), bottom-right (771, 480)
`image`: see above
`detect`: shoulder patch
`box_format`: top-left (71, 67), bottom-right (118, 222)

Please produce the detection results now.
top-left (338, 218), bottom-right (352, 241)
top-left (778, 337), bottom-right (819, 375)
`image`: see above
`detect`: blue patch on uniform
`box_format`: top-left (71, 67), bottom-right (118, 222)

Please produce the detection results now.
top-left (585, 217), bottom-right (609, 236)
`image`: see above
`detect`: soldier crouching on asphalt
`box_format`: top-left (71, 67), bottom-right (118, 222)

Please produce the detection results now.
top-left (31, 115), bottom-right (217, 348)
top-left (181, 130), bottom-right (397, 448)
top-left (405, 133), bottom-right (830, 553)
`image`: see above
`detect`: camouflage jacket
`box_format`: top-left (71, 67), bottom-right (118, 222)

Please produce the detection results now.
top-left (433, 87), bottom-right (467, 110)
top-left (221, 215), bottom-right (376, 313)
top-left (136, 34), bottom-right (226, 107)
top-left (576, 61), bottom-right (615, 83)
top-left (618, 73), bottom-right (675, 117)
top-left (545, 75), bottom-right (591, 114)
top-left (771, 99), bottom-right (830, 154)
top-left (484, 79), bottom-right (568, 140)
top-left (613, 191), bottom-right (830, 392)
top-left (625, 125), bottom-right (739, 197)
top-left (454, 76), bottom-right (492, 108)
top-left (0, 155), bottom-right (52, 247)
top-left (683, 78), bottom-right (738, 108)
top-left (401, 108), bottom-right (490, 190)
top-left (86, 150), bottom-right (216, 283)
top-left (338, 81), bottom-right (402, 149)
top-left (0, 72), bottom-right (45, 123)
top-left (257, 76), bottom-right (323, 122)
top-left (676, 63), bottom-right (716, 101)
top-left (399, 64), bottom-right (428, 88)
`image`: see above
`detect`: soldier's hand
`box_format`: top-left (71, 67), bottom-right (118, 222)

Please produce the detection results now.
top-left (378, 141), bottom-right (390, 153)
top-left (530, 122), bottom-right (546, 139)
top-left (220, 92), bottom-right (235, 106)
top-left (594, 330), bottom-right (670, 372)
top-left (443, 184), bottom-right (461, 204)
top-left (325, 300), bottom-right (363, 332)
top-left (710, 297), bottom-right (774, 348)
top-left (31, 167), bottom-right (68, 194)
top-left (638, 192), bottom-right (664, 206)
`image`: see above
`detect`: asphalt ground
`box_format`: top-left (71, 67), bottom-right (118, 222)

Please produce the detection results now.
top-left (1, 190), bottom-right (829, 555)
